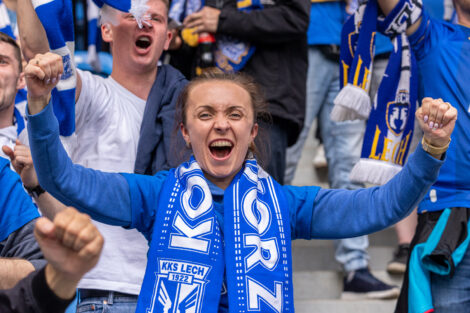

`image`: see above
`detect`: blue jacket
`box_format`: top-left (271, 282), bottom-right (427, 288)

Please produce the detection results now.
top-left (134, 65), bottom-right (188, 175)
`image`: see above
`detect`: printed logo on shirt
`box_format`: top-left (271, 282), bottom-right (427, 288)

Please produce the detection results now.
top-left (148, 259), bottom-right (211, 313)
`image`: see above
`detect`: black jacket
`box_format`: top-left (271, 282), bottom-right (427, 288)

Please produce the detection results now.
top-left (217, 0), bottom-right (310, 146)
top-left (0, 267), bottom-right (72, 313)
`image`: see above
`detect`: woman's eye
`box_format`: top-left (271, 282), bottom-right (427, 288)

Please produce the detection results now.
top-left (199, 113), bottom-right (211, 119)
top-left (229, 112), bottom-right (242, 119)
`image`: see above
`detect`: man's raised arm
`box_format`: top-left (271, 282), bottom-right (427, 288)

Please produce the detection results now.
top-left (17, 0), bottom-right (82, 101)
top-left (16, 0), bottom-right (48, 61)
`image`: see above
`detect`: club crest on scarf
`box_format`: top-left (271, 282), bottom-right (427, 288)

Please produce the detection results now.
top-left (151, 259), bottom-right (210, 313)
top-left (139, 157), bottom-right (293, 313)
top-left (386, 91), bottom-right (409, 137)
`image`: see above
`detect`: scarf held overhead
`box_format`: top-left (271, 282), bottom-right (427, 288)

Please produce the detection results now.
top-left (0, 0), bottom-right (14, 37)
top-left (136, 157), bottom-right (294, 313)
top-left (34, 0), bottom-right (149, 136)
top-left (334, 0), bottom-right (422, 185)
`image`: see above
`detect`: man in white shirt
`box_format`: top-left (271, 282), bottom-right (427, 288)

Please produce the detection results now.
top-left (17, 0), bottom-right (186, 312)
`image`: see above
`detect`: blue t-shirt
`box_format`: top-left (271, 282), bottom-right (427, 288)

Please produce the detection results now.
top-left (0, 157), bottom-right (39, 242)
top-left (409, 11), bottom-right (470, 213)
top-left (307, 1), bottom-right (346, 45)
top-left (423, 0), bottom-right (455, 21)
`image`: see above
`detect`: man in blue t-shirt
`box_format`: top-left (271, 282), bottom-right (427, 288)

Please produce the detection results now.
top-left (0, 156), bottom-right (44, 289)
top-left (378, 0), bottom-right (470, 311)
top-left (284, 0), bottom-right (399, 300)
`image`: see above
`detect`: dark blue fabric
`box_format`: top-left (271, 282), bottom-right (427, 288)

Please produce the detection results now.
top-left (0, 157), bottom-right (39, 242)
top-left (134, 65), bottom-right (188, 175)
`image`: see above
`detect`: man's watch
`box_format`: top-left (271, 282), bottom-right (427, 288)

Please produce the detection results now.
top-left (24, 184), bottom-right (46, 199)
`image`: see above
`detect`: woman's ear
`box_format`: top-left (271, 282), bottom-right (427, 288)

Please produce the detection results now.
top-left (251, 123), bottom-right (259, 141)
top-left (180, 122), bottom-right (190, 146)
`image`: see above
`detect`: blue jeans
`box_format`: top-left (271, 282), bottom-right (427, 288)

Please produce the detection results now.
top-left (431, 245), bottom-right (470, 312)
top-left (285, 46), bottom-right (368, 271)
top-left (76, 290), bottom-right (138, 313)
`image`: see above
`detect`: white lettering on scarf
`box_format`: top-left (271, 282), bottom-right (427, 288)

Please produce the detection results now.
top-left (170, 166), bottom-right (214, 254)
top-left (247, 277), bottom-right (283, 313)
top-left (170, 213), bottom-right (214, 253)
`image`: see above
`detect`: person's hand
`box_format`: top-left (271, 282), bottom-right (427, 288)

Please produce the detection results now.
top-left (34, 207), bottom-right (104, 299)
top-left (416, 97), bottom-right (457, 148)
top-left (24, 52), bottom-right (63, 107)
top-left (183, 6), bottom-right (221, 33)
top-left (2, 140), bottom-right (39, 188)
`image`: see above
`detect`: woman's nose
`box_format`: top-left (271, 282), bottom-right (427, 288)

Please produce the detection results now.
top-left (214, 116), bottom-right (229, 131)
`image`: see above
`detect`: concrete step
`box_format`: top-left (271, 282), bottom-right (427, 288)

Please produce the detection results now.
top-left (292, 270), bottom-right (403, 300)
top-left (292, 243), bottom-right (397, 271)
top-left (294, 299), bottom-right (397, 313)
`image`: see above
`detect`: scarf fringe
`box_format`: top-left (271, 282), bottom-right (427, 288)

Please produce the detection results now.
top-left (331, 84), bottom-right (371, 121)
top-left (350, 158), bottom-right (402, 185)
top-left (129, 0), bottom-right (149, 28)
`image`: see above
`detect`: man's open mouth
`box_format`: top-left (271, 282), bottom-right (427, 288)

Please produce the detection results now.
top-left (209, 140), bottom-right (233, 158)
top-left (135, 36), bottom-right (151, 49)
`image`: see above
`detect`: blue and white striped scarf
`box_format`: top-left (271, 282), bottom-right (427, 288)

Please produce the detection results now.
top-left (137, 157), bottom-right (293, 313)
top-left (34, 0), bottom-right (148, 136)
top-left (333, 0), bottom-right (423, 185)
top-left (33, 0), bottom-right (76, 136)
top-left (0, 0), bottom-right (14, 37)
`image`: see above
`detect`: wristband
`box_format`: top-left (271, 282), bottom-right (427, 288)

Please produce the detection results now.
top-left (421, 137), bottom-right (451, 155)
top-left (24, 184), bottom-right (46, 199)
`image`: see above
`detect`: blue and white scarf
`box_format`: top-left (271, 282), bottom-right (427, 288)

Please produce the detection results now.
top-left (334, 0), bottom-right (422, 185)
top-left (34, 0), bottom-right (148, 136)
top-left (169, 0), bottom-right (262, 73)
top-left (0, 0), bottom-right (14, 37)
top-left (138, 157), bottom-right (293, 313)
top-left (86, 0), bottom-right (101, 72)
top-left (92, 0), bottom-right (149, 27)
top-left (33, 0), bottom-right (76, 136)
top-left (214, 0), bottom-right (262, 72)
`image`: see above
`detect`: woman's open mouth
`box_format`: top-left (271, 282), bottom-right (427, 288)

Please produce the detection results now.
top-left (209, 140), bottom-right (233, 159)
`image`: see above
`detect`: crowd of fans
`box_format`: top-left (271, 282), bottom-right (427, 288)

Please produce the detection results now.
top-left (0, 0), bottom-right (468, 312)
